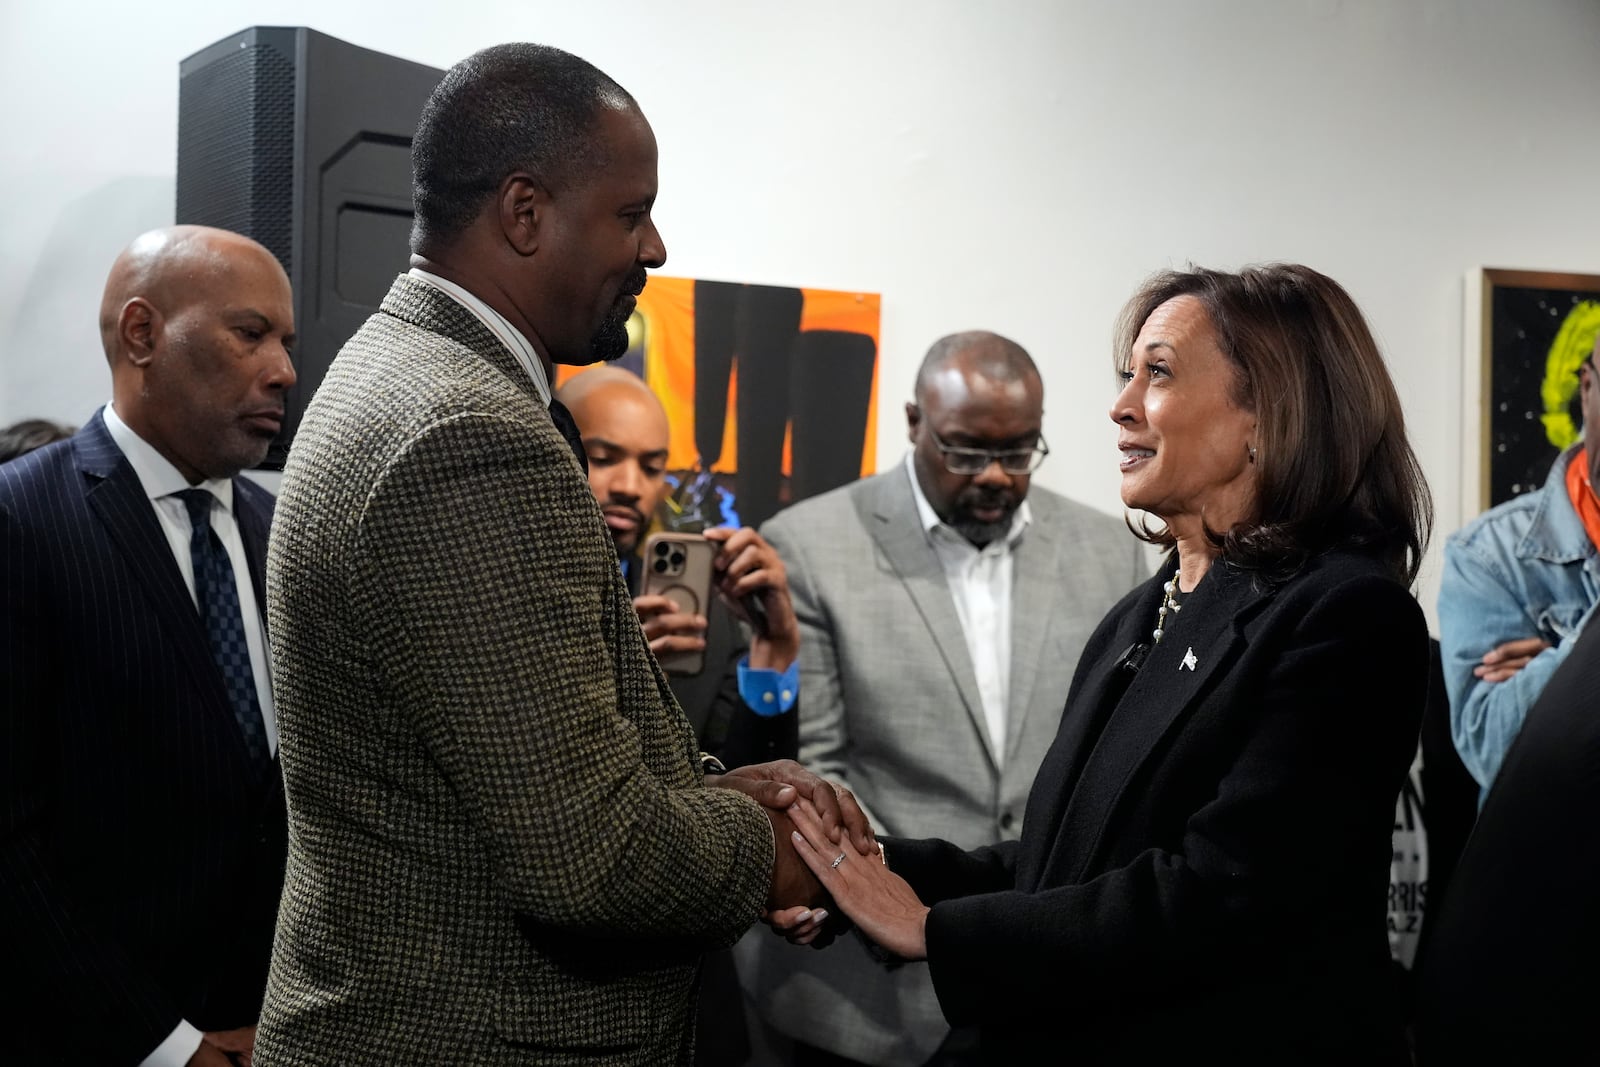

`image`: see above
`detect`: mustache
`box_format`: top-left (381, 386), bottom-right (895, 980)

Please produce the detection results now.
top-left (621, 268), bottom-right (647, 299)
top-left (958, 488), bottom-right (1016, 510)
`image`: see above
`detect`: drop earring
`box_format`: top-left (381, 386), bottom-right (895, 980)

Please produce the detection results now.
top-left (1247, 444), bottom-right (1257, 463)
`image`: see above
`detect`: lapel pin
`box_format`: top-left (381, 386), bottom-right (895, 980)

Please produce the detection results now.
top-left (1181, 647), bottom-right (1198, 672)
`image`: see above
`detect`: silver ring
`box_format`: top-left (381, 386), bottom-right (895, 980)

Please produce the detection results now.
top-left (830, 852), bottom-right (846, 869)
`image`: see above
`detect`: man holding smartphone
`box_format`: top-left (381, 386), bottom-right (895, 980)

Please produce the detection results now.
top-left (559, 366), bottom-right (800, 768)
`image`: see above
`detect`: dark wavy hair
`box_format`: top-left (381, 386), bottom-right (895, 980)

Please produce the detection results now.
top-left (1113, 264), bottom-right (1432, 586)
top-left (411, 43), bottom-right (634, 251)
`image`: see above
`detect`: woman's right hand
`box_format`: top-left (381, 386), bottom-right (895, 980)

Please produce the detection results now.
top-left (788, 801), bottom-right (932, 961)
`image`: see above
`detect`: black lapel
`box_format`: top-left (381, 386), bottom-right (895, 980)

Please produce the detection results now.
top-left (1052, 559), bottom-right (1274, 884)
top-left (76, 414), bottom-right (239, 740)
top-left (1027, 565), bottom-right (1167, 884)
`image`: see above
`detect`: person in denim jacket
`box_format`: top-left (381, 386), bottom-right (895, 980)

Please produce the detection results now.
top-left (1439, 343), bottom-right (1600, 803)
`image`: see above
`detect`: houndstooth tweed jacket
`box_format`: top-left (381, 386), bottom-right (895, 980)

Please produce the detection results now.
top-left (256, 275), bottom-right (773, 1065)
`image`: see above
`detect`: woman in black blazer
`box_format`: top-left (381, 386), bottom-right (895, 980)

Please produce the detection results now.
top-left (781, 264), bottom-right (1433, 1064)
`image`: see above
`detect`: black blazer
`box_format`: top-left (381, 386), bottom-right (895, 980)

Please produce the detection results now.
top-left (890, 549), bottom-right (1426, 1064)
top-left (0, 411), bottom-right (286, 1062)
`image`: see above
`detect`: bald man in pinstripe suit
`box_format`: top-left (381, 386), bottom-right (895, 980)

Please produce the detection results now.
top-left (0, 226), bottom-right (296, 1066)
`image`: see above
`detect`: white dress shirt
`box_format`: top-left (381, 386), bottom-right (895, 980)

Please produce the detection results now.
top-left (408, 267), bottom-right (552, 405)
top-left (905, 454), bottom-right (1031, 765)
top-left (103, 406), bottom-right (276, 1067)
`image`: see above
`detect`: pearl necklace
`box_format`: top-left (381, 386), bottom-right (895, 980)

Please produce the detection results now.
top-left (1153, 577), bottom-right (1182, 643)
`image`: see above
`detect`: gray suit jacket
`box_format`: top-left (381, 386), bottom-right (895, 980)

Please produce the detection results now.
top-left (256, 276), bottom-right (772, 1066)
top-left (734, 463), bottom-right (1145, 1065)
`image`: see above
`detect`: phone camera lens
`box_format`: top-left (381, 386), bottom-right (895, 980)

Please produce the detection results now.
top-left (653, 541), bottom-right (671, 557)
top-left (652, 559), bottom-right (668, 574)
top-left (669, 550), bottom-right (686, 568)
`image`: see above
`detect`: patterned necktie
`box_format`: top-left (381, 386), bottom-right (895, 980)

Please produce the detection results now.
top-left (547, 398), bottom-right (589, 474)
top-left (177, 489), bottom-right (270, 769)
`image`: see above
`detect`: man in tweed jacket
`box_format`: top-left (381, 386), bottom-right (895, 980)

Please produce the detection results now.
top-left (258, 44), bottom-right (854, 1065)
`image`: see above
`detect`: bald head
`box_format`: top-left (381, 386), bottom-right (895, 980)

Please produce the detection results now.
top-left (557, 365), bottom-right (660, 420)
top-left (906, 330), bottom-right (1045, 547)
top-left (100, 226), bottom-right (285, 365)
top-left (557, 367), bottom-right (670, 555)
top-left (100, 225), bottom-right (296, 483)
top-left (913, 330), bottom-right (1041, 407)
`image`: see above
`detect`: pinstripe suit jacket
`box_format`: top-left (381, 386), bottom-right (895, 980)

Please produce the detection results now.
top-left (0, 411), bottom-right (286, 1062)
top-left (256, 276), bottom-right (773, 1066)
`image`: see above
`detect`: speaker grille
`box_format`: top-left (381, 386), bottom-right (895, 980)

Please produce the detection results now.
top-left (176, 42), bottom-right (296, 270)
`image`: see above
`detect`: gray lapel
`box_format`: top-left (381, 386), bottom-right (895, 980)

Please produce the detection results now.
top-left (1003, 517), bottom-right (1057, 762)
top-left (859, 467), bottom-right (995, 767)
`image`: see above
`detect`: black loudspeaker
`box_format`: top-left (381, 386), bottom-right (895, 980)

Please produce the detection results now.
top-left (176, 27), bottom-right (443, 468)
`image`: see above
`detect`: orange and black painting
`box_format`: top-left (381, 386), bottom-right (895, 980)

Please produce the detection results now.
top-left (557, 277), bottom-right (882, 531)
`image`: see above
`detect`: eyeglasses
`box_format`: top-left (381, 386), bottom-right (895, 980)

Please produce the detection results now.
top-left (927, 426), bottom-right (1049, 476)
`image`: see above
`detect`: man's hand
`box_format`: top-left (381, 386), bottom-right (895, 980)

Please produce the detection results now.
top-left (190, 1025), bottom-right (256, 1067)
top-left (704, 526), bottom-right (800, 671)
top-left (763, 804), bottom-right (826, 911)
top-left (707, 759), bottom-right (875, 856)
top-left (633, 593), bottom-right (708, 659)
top-left (764, 902), bottom-right (844, 948)
top-left (1474, 636), bottom-right (1552, 683)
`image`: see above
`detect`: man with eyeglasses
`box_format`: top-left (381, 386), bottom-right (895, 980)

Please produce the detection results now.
top-left (1439, 336), bottom-right (1600, 804)
top-left (735, 330), bottom-right (1146, 1067)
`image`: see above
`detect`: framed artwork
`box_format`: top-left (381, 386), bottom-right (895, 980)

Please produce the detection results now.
top-left (1463, 268), bottom-right (1600, 519)
top-left (557, 276), bottom-right (882, 533)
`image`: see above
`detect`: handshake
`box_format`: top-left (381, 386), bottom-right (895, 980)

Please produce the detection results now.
top-left (705, 759), bottom-right (875, 914)
top-left (707, 759), bottom-right (932, 960)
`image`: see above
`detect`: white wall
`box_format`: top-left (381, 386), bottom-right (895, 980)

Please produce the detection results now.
top-left (5, 0), bottom-right (1600, 626)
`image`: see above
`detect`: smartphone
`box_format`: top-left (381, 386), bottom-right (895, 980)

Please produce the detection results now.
top-left (639, 532), bottom-right (717, 676)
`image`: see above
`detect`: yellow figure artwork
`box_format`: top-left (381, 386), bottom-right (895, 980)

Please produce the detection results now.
top-left (1541, 300), bottom-right (1600, 449)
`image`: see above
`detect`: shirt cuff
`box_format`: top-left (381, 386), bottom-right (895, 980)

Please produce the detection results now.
top-left (141, 1020), bottom-right (204, 1067)
top-left (737, 654), bottom-right (799, 717)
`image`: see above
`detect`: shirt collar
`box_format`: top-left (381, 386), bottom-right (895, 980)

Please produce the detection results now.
top-left (102, 403), bottom-right (235, 513)
top-left (902, 452), bottom-right (1031, 548)
top-left (408, 267), bottom-right (552, 406)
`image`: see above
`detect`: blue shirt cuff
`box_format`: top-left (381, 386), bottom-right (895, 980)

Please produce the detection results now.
top-left (737, 655), bottom-right (799, 717)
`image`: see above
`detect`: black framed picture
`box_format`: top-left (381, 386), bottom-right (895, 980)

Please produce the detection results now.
top-left (1469, 269), bottom-right (1600, 513)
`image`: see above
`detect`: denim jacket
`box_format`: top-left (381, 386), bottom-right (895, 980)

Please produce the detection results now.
top-left (1439, 445), bottom-right (1600, 801)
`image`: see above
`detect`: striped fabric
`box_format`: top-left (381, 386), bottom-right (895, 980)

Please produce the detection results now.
top-left (256, 275), bottom-right (773, 1066)
top-left (0, 413), bottom-right (286, 1062)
